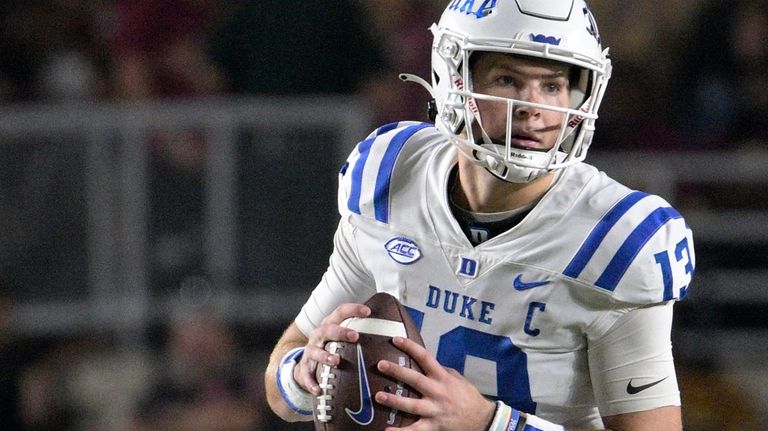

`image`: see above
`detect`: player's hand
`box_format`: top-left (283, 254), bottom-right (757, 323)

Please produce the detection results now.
top-left (375, 336), bottom-right (496, 431)
top-left (294, 303), bottom-right (371, 396)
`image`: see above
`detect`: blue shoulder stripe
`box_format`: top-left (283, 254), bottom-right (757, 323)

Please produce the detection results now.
top-left (348, 122), bottom-right (412, 215)
top-left (563, 191), bottom-right (648, 278)
top-left (594, 206), bottom-right (682, 291)
top-left (375, 122), bottom-right (401, 136)
top-left (347, 123), bottom-right (431, 223)
top-left (347, 135), bottom-right (376, 215)
top-left (374, 123), bottom-right (432, 223)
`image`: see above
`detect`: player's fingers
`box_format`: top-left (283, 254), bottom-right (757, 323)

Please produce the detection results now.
top-left (294, 348), bottom-right (322, 395)
top-left (377, 358), bottom-right (434, 396)
top-left (311, 322), bottom-right (360, 347)
top-left (308, 304), bottom-right (370, 346)
top-left (302, 343), bottom-right (336, 366)
top-left (375, 388), bottom-right (437, 419)
top-left (308, 303), bottom-right (370, 347)
top-left (391, 336), bottom-right (443, 376)
top-left (322, 302), bottom-right (371, 325)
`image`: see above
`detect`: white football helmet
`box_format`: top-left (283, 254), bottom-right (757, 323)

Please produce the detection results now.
top-left (402, 0), bottom-right (612, 183)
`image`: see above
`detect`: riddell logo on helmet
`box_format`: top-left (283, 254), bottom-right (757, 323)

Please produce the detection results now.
top-left (448, 0), bottom-right (497, 19)
top-left (567, 103), bottom-right (591, 128)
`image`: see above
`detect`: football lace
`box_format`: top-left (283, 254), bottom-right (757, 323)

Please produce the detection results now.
top-left (316, 341), bottom-right (340, 422)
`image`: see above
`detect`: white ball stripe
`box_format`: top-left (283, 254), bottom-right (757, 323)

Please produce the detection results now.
top-left (341, 317), bottom-right (407, 338)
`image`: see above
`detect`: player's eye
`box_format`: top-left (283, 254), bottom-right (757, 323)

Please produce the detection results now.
top-left (543, 77), bottom-right (568, 94)
top-left (497, 75), bottom-right (516, 86)
top-left (544, 82), bottom-right (562, 93)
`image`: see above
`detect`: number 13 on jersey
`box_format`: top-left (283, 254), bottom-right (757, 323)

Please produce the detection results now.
top-left (654, 237), bottom-right (693, 300)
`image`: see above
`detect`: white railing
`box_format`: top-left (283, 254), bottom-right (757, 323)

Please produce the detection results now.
top-left (1, 97), bottom-right (371, 338)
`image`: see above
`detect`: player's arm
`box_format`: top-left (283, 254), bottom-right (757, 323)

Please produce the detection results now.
top-left (601, 406), bottom-right (681, 431)
top-left (588, 301), bottom-right (683, 431)
top-left (472, 303), bottom-right (682, 431)
top-left (265, 303), bottom-right (371, 422)
top-left (265, 130), bottom-right (384, 421)
top-left (264, 322), bottom-right (312, 422)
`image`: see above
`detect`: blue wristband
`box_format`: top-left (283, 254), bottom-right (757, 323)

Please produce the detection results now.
top-left (276, 347), bottom-right (314, 416)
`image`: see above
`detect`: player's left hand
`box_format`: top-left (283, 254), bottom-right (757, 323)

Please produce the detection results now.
top-left (375, 336), bottom-right (496, 431)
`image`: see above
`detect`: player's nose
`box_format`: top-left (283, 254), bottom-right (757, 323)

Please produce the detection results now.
top-left (513, 99), bottom-right (541, 120)
top-left (513, 85), bottom-right (543, 119)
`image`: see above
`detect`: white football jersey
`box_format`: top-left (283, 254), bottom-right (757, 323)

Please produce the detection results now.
top-left (295, 122), bottom-right (695, 428)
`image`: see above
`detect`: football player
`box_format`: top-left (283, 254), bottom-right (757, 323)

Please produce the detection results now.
top-left (265, 1), bottom-right (694, 430)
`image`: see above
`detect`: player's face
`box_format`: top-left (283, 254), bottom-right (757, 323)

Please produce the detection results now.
top-left (470, 53), bottom-right (572, 151)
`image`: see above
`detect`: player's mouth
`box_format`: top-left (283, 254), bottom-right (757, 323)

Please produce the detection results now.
top-left (491, 130), bottom-right (546, 151)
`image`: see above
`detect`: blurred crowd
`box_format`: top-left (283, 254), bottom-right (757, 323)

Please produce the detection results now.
top-left (1, 0), bottom-right (767, 430)
top-left (1, 274), bottom-right (286, 430)
top-left (1, 0), bottom-right (766, 147)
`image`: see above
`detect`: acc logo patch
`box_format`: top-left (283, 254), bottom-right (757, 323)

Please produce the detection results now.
top-left (385, 237), bottom-right (422, 265)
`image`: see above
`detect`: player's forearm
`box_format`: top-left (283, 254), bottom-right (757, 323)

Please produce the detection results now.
top-left (264, 325), bottom-right (314, 422)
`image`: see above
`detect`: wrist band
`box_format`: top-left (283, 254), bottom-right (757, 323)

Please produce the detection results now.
top-left (488, 401), bottom-right (522, 431)
top-left (276, 347), bottom-right (314, 416)
top-left (487, 401), bottom-right (565, 431)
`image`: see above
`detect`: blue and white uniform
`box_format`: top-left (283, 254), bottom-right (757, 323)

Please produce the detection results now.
top-left (295, 122), bottom-right (695, 429)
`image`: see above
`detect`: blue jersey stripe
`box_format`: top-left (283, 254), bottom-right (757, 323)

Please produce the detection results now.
top-left (595, 206), bottom-right (682, 291)
top-left (347, 136), bottom-right (376, 215)
top-left (373, 123), bottom-right (431, 223)
top-left (563, 191), bottom-right (648, 278)
top-left (655, 251), bottom-right (674, 300)
top-left (375, 122), bottom-right (401, 136)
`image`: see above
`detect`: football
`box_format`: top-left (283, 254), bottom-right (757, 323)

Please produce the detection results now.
top-left (313, 292), bottom-right (424, 430)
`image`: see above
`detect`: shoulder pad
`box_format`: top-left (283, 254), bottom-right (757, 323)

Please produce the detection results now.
top-left (563, 191), bottom-right (695, 304)
top-left (337, 122), bottom-right (436, 223)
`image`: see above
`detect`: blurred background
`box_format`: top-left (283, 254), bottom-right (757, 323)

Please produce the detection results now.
top-left (0, 0), bottom-right (766, 430)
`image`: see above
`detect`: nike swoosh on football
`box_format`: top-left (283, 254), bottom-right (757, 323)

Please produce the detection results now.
top-left (345, 344), bottom-right (374, 425)
top-left (626, 376), bottom-right (668, 394)
top-left (513, 274), bottom-right (552, 291)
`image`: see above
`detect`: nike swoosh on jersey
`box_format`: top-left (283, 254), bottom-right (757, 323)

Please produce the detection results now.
top-left (626, 376), bottom-right (668, 394)
top-left (513, 274), bottom-right (552, 291)
top-left (345, 344), bottom-right (374, 425)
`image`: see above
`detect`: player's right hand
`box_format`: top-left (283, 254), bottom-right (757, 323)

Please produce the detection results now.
top-left (294, 303), bottom-right (371, 395)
